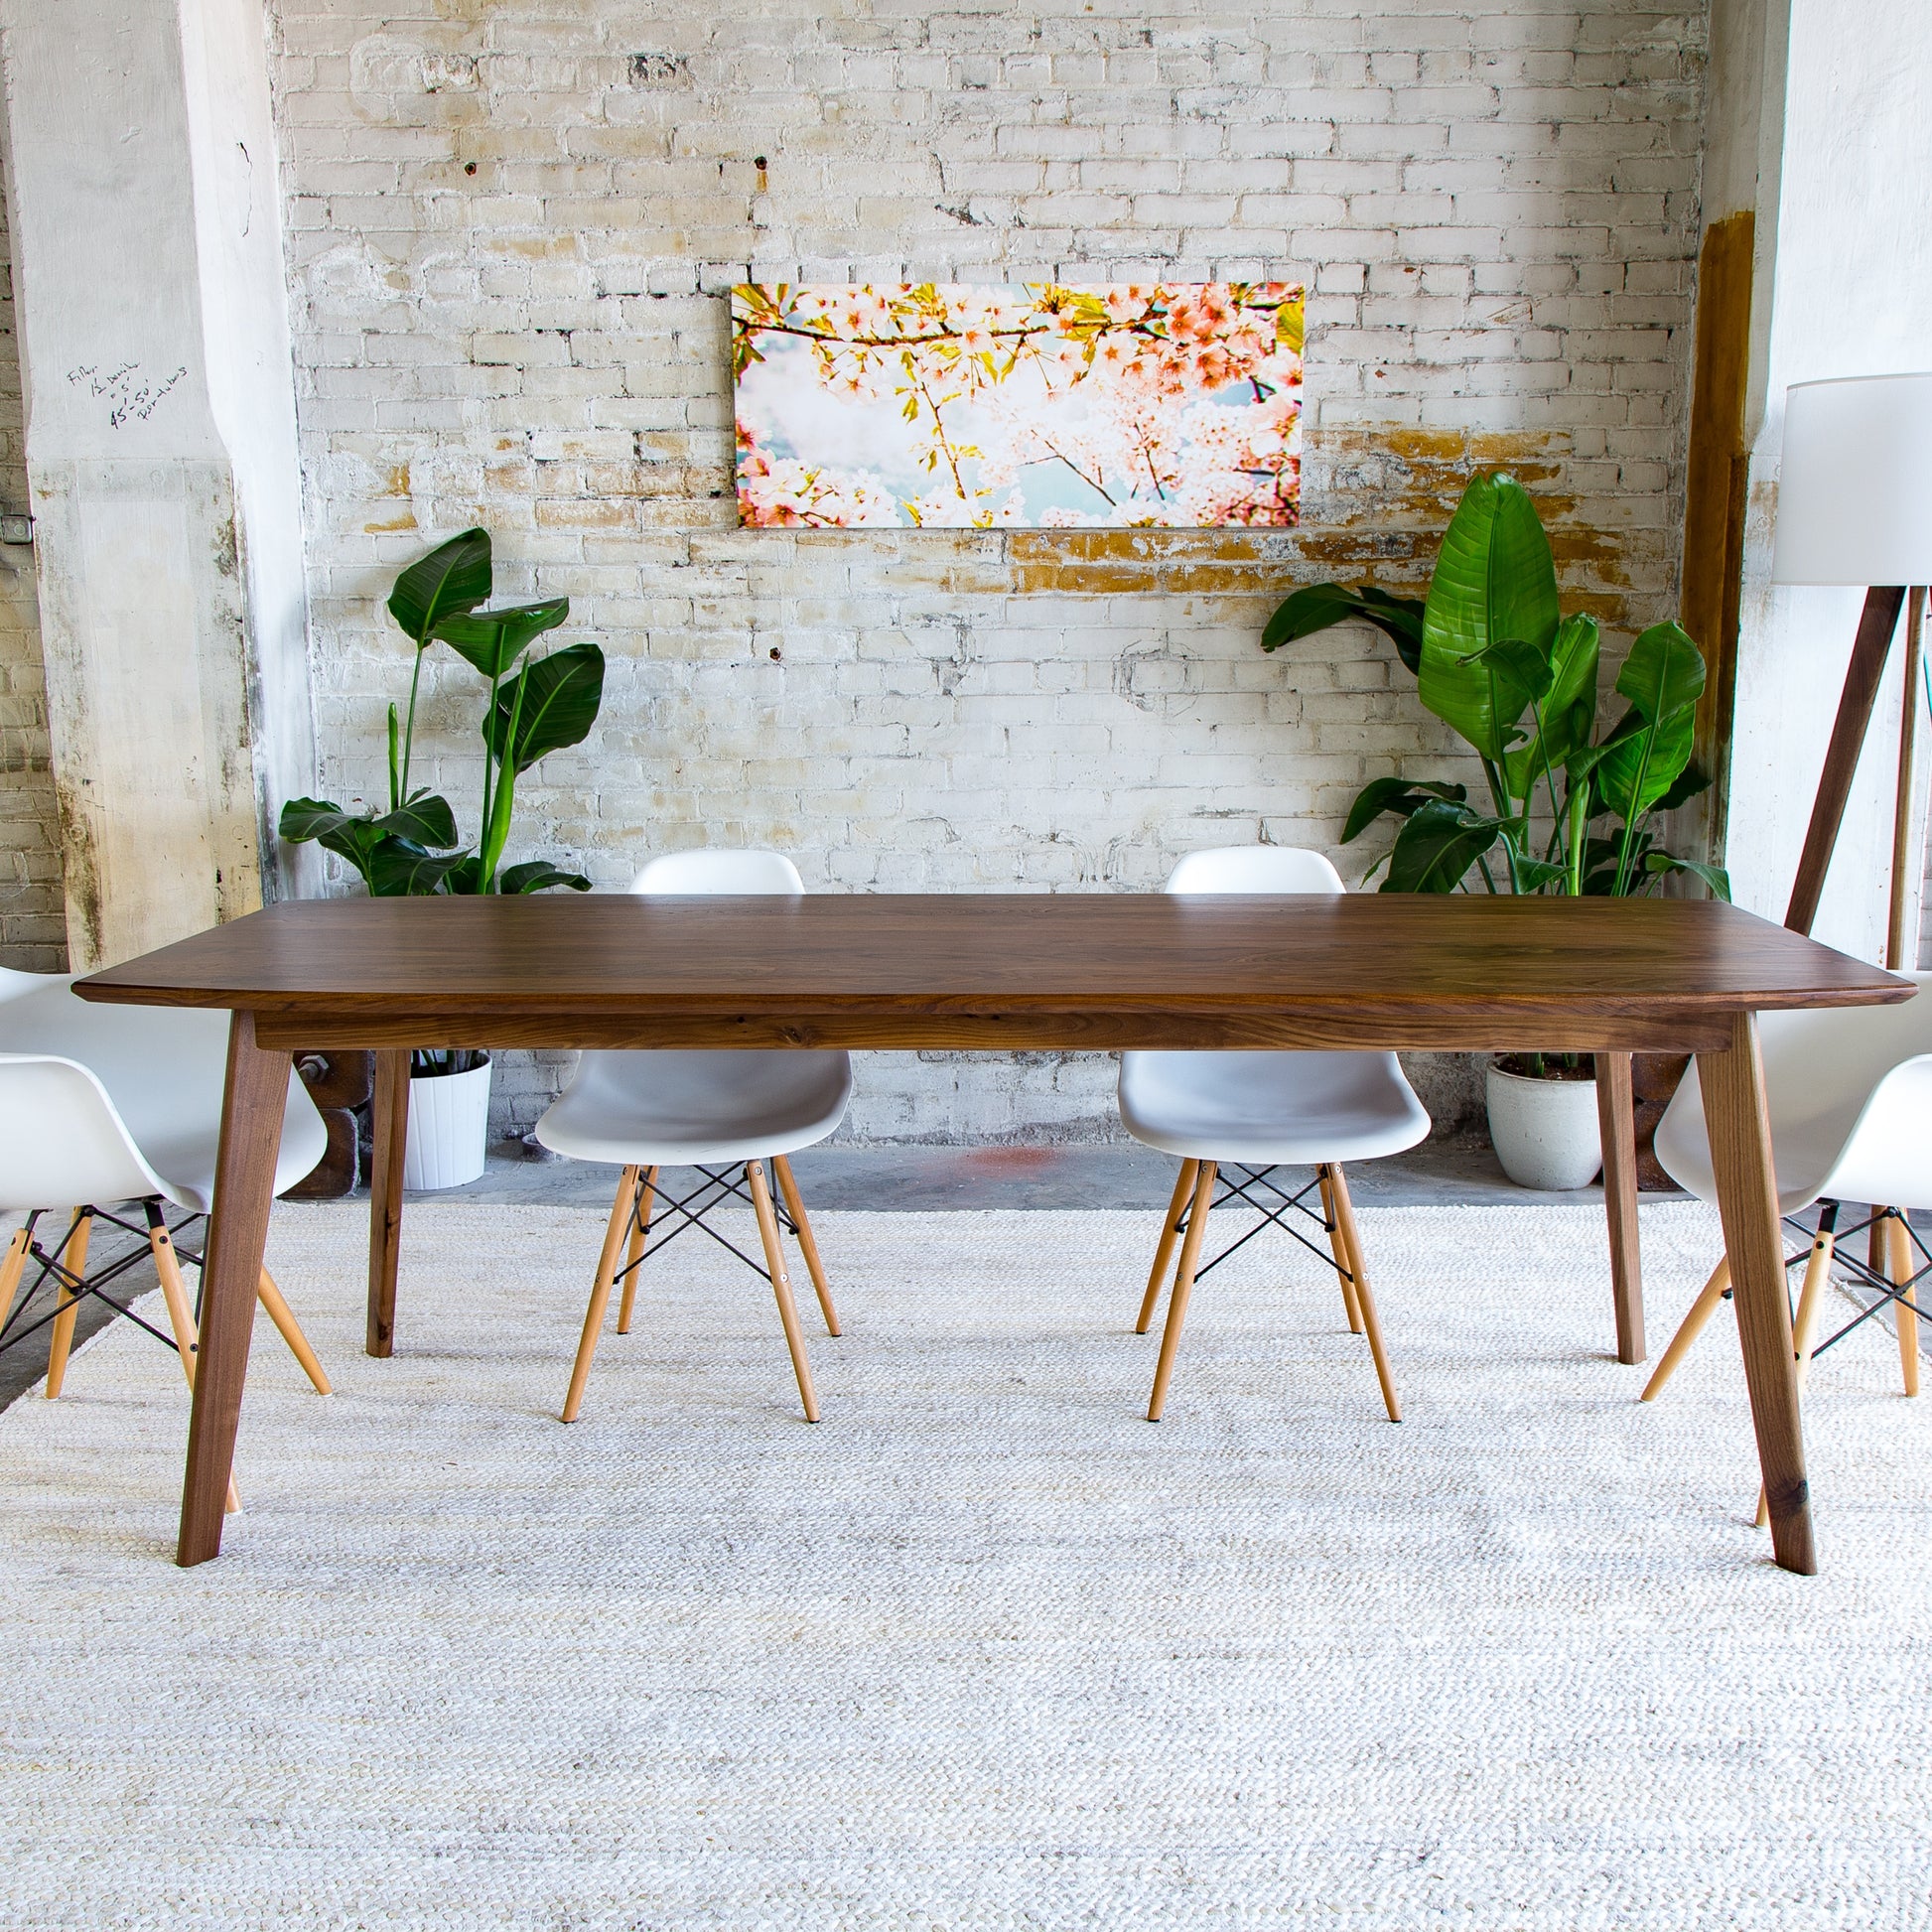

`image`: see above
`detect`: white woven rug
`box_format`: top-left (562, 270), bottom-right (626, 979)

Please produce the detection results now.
top-left (2, 1201), bottom-right (1929, 1930)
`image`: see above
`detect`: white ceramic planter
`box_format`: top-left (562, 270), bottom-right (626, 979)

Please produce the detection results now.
top-left (403, 1057), bottom-right (493, 1191)
top-left (1484, 1061), bottom-right (1602, 1192)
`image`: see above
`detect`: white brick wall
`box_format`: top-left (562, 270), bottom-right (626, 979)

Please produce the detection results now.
top-left (0, 157), bottom-right (65, 972)
top-left (266, 0), bottom-right (1708, 1143)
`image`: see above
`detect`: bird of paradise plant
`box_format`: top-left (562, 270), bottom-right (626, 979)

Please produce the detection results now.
top-left (1265, 471), bottom-right (1728, 904)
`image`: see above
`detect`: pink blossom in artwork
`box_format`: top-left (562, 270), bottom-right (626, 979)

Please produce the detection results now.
top-left (731, 282), bottom-right (1305, 529)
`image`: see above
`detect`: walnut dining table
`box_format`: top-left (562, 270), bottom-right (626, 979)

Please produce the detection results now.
top-left (75, 891), bottom-right (1911, 1575)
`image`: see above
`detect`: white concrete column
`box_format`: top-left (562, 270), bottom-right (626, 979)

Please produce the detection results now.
top-left (0, 0), bottom-right (315, 968)
top-left (1723, 0), bottom-right (1932, 962)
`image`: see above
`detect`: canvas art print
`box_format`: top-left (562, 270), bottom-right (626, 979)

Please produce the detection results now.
top-left (732, 282), bottom-right (1305, 530)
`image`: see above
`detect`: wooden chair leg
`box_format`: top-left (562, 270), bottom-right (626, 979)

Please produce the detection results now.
top-left (561, 1166), bottom-right (639, 1424)
top-left (772, 1155), bottom-right (840, 1336)
top-left (1328, 1164), bottom-right (1400, 1423)
top-left (148, 1210), bottom-right (241, 1514)
top-left (0, 1224), bottom-right (33, 1333)
top-left (1137, 1160), bottom-right (1199, 1334)
top-left (1318, 1165), bottom-right (1365, 1334)
top-left (749, 1161), bottom-right (819, 1422)
top-left (616, 1166), bottom-right (656, 1335)
top-left (1756, 1218), bottom-right (1840, 1528)
top-left (43, 1210), bottom-right (92, 1400)
top-left (1148, 1161), bottom-right (1215, 1421)
top-left (256, 1268), bottom-right (331, 1395)
top-left (1886, 1208), bottom-right (1920, 1398)
top-left (1638, 1257), bottom-right (1731, 1402)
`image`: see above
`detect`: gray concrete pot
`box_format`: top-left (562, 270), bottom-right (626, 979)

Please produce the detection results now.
top-left (1484, 1061), bottom-right (1602, 1191)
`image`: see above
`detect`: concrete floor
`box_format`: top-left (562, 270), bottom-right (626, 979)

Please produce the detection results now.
top-left (0, 1140), bottom-right (1662, 1413)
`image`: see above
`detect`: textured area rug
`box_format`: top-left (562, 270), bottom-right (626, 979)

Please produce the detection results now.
top-left (2, 1202), bottom-right (1929, 1930)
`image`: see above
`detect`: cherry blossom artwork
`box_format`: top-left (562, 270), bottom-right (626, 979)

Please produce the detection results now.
top-left (731, 281), bottom-right (1305, 529)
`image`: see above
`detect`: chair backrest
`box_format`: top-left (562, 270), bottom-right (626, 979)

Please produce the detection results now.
top-left (1165, 846), bottom-right (1344, 896)
top-left (1658, 971), bottom-right (1932, 1210)
top-left (0, 1051), bottom-right (169, 1210)
top-left (630, 850), bottom-right (805, 897)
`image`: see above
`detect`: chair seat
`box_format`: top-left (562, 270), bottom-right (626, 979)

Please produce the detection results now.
top-left (534, 1049), bottom-right (854, 1167)
top-left (1657, 1051), bottom-right (1932, 1218)
top-left (1118, 1049), bottom-right (1431, 1165)
top-left (0, 976), bottom-right (325, 1211)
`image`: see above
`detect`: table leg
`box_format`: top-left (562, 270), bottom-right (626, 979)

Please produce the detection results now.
top-left (1595, 1051), bottom-right (1645, 1364)
top-left (1698, 1012), bottom-right (1816, 1575)
top-left (178, 1013), bottom-right (289, 1567)
top-left (365, 1049), bottom-right (410, 1357)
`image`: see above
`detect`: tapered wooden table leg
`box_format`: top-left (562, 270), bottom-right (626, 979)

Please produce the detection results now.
top-left (178, 1014), bottom-right (289, 1567)
top-left (1595, 1051), bottom-right (1645, 1364)
top-left (366, 1049), bottom-right (410, 1358)
top-left (1698, 1012), bottom-right (1815, 1575)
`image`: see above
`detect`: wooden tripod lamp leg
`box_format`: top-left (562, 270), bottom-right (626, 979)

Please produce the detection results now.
top-left (1785, 585), bottom-right (1907, 936)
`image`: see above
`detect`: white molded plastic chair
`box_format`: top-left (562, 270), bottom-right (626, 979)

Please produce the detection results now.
top-left (1642, 975), bottom-right (1932, 1432)
top-left (1118, 847), bottom-right (1431, 1423)
top-left (0, 970), bottom-right (331, 1461)
top-left (535, 851), bottom-right (852, 1422)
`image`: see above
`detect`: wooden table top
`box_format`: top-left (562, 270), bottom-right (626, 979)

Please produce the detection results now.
top-left (75, 893), bottom-right (1911, 1055)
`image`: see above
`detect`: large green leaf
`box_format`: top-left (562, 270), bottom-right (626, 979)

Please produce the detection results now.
top-left (1643, 852), bottom-right (1731, 900)
top-left (1614, 621), bottom-right (1705, 722)
top-left (387, 528), bottom-right (491, 645)
top-left (1263, 584), bottom-right (1426, 673)
top-left (1593, 702), bottom-right (1696, 823)
top-left (1418, 474), bottom-right (1560, 761)
top-left (372, 794), bottom-right (460, 849)
top-left (1341, 775), bottom-right (1467, 844)
top-left (498, 859), bottom-right (593, 895)
top-left (1382, 798), bottom-right (1505, 893)
top-left (1505, 613), bottom-right (1601, 801)
top-left (278, 797), bottom-right (383, 881)
top-left (433, 598), bottom-right (570, 679)
top-left (367, 841), bottom-right (474, 897)
top-left (485, 642), bottom-right (606, 774)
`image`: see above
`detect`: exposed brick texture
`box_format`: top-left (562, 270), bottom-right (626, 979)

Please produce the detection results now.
top-left (264, 1), bottom-right (1708, 1141)
top-left (0, 157), bottom-right (65, 973)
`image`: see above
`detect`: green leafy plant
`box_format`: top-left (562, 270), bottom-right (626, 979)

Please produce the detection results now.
top-left (1265, 472), bottom-right (1728, 906)
top-left (279, 527), bottom-right (606, 1075)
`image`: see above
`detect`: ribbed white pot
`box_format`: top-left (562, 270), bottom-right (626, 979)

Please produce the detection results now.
top-left (403, 1058), bottom-right (493, 1191)
top-left (1484, 1062), bottom-right (1602, 1192)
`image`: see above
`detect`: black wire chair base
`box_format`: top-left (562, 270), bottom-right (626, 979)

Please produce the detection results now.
top-left (1175, 1164), bottom-right (1353, 1289)
top-left (0, 1201), bottom-right (205, 1365)
top-left (612, 1163), bottom-right (805, 1291)
top-left (1755, 1200), bottom-right (1927, 1364)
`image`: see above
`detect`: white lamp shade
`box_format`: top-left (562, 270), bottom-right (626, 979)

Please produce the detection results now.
top-left (1772, 373), bottom-right (1932, 585)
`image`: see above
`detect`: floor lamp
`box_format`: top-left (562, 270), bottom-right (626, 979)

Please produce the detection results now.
top-left (1771, 373), bottom-right (1932, 966)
